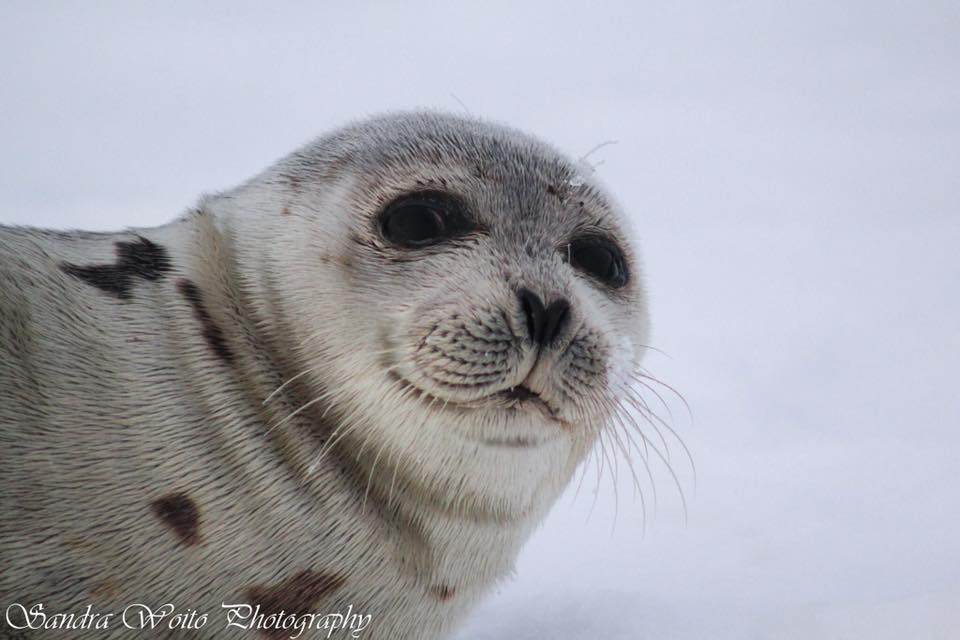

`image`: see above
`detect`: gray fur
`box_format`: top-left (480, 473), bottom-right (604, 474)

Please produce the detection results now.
top-left (0, 111), bottom-right (648, 639)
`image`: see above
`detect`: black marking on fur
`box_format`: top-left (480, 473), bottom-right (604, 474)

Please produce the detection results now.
top-left (150, 493), bottom-right (201, 546)
top-left (246, 571), bottom-right (346, 638)
top-left (546, 183), bottom-right (567, 203)
top-left (430, 584), bottom-right (455, 601)
top-left (60, 237), bottom-right (171, 299)
top-left (176, 278), bottom-right (234, 364)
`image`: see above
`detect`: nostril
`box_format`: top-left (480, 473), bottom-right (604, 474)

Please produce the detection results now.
top-left (543, 298), bottom-right (570, 345)
top-left (517, 287), bottom-right (546, 344)
top-left (517, 288), bottom-right (570, 347)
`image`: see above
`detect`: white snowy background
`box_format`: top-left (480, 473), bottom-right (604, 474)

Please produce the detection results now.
top-left (2, 2), bottom-right (958, 638)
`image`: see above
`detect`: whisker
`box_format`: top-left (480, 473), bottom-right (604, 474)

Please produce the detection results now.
top-left (607, 396), bottom-right (651, 533)
top-left (586, 424), bottom-right (606, 526)
top-left (387, 395), bottom-right (438, 508)
top-left (635, 368), bottom-right (693, 422)
top-left (363, 385), bottom-right (418, 513)
top-left (266, 394), bottom-right (326, 436)
top-left (624, 378), bottom-right (697, 489)
top-left (629, 372), bottom-right (677, 428)
top-left (621, 387), bottom-right (674, 465)
top-left (262, 365), bottom-right (317, 405)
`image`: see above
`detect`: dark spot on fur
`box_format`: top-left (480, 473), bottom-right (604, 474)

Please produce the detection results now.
top-left (151, 493), bottom-right (201, 546)
top-left (115, 238), bottom-right (171, 280)
top-left (547, 183), bottom-right (566, 202)
top-left (287, 174), bottom-right (301, 192)
top-left (430, 584), bottom-right (455, 601)
top-left (176, 279), bottom-right (234, 364)
top-left (89, 578), bottom-right (118, 600)
top-left (281, 206), bottom-right (291, 216)
top-left (246, 570), bottom-right (345, 637)
top-left (60, 237), bottom-right (171, 299)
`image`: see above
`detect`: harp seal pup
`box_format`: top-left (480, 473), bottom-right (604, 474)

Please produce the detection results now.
top-left (0, 111), bottom-right (649, 639)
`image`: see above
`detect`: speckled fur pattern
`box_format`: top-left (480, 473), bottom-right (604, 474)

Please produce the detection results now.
top-left (0, 112), bottom-right (649, 639)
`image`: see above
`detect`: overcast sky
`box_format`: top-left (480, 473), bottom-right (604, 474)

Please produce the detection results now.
top-left (2, 2), bottom-right (958, 638)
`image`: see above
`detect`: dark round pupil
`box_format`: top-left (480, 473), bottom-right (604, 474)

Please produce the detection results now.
top-left (386, 204), bottom-right (443, 245)
top-left (570, 240), bottom-right (627, 287)
top-left (576, 245), bottom-right (613, 276)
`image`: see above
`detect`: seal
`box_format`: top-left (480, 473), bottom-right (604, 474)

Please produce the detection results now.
top-left (0, 111), bottom-right (649, 639)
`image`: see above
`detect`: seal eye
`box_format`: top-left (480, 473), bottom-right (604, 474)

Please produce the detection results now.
top-left (383, 203), bottom-right (443, 246)
top-left (568, 238), bottom-right (629, 288)
top-left (380, 191), bottom-right (472, 248)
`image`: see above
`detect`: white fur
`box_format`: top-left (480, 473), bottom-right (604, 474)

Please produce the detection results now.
top-left (0, 111), bottom-right (648, 639)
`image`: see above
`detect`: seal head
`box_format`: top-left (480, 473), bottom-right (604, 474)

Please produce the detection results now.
top-left (219, 112), bottom-right (649, 521)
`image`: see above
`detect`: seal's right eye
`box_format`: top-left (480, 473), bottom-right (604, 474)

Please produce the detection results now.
top-left (380, 191), bottom-right (471, 248)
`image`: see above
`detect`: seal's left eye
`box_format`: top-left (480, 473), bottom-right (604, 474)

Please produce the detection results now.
top-left (567, 237), bottom-right (629, 289)
top-left (380, 191), bottom-right (471, 248)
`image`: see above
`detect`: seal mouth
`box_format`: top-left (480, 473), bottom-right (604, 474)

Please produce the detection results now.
top-left (388, 372), bottom-right (567, 430)
top-left (496, 384), bottom-right (556, 416)
top-left (499, 385), bottom-right (540, 402)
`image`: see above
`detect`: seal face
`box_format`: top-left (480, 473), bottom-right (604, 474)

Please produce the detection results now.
top-left (0, 111), bottom-right (648, 639)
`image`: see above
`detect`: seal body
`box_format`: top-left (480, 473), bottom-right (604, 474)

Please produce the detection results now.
top-left (0, 112), bottom-right (648, 638)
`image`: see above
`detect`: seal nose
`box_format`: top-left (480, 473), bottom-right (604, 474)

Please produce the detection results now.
top-left (517, 288), bottom-right (570, 347)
